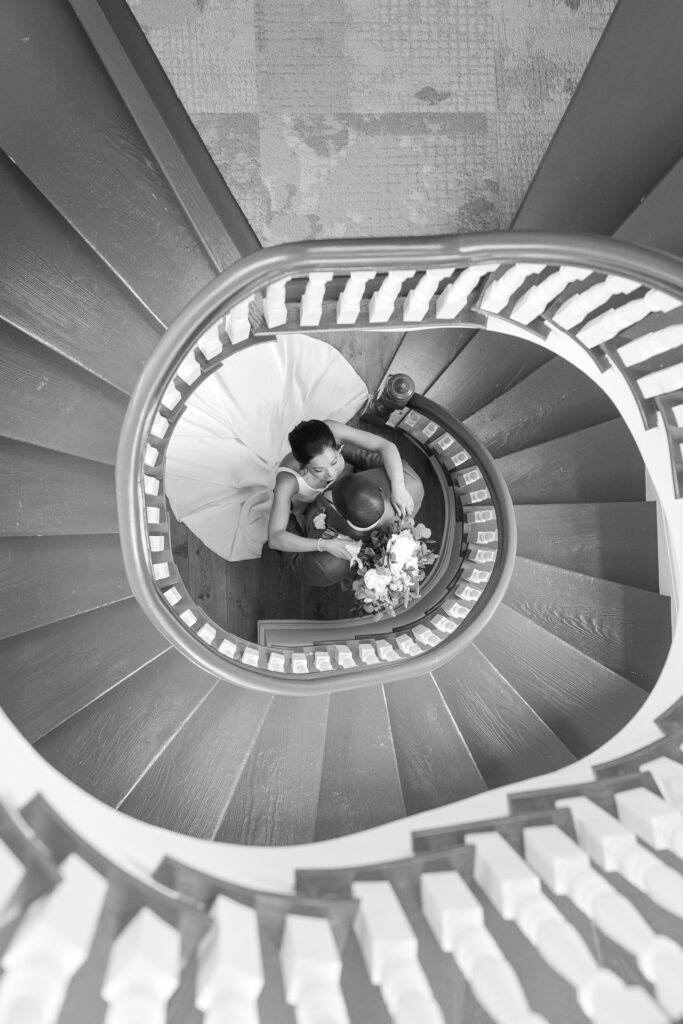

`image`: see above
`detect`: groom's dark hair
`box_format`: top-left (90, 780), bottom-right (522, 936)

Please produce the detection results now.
top-left (332, 473), bottom-right (384, 530)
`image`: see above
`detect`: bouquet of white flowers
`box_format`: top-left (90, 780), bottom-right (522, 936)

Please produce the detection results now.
top-left (350, 517), bottom-right (437, 618)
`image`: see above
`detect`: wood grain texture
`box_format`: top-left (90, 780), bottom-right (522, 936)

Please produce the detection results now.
top-left (434, 646), bottom-right (575, 789)
top-left (617, 155), bottom-right (683, 257)
top-left (0, 598), bottom-right (169, 742)
top-left (387, 326), bottom-right (474, 394)
top-left (503, 556), bottom-right (671, 690)
top-left (464, 355), bottom-right (618, 457)
top-left (315, 329), bottom-right (405, 396)
top-left (314, 686), bottom-right (406, 841)
top-left (513, 0), bottom-right (683, 234)
top-left (515, 501), bottom-right (659, 591)
top-left (0, 438), bottom-right (118, 536)
top-left (0, 153), bottom-right (161, 394)
top-left (0, 318), bottom-right (127, 465)
top-left (119, 683), bottom-right (273, 837)
top-left (35, 648), bottom-right (217, 807)
top-left (495, 418), bottom-right (646, 504)
top-left (0, 534), bottom-right (130, 640)
top-left (214, 693), bottom-right (330, 846)
top-left (0, 0), bottom-right (217, 326)
top-left (384, 673), bottom-right (486, 815)
top-left (426, 329), bottom-right (552, 421)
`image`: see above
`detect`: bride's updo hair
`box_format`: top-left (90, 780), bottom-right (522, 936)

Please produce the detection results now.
top-left (332, 474), bottom-right (385, 530)
top-left (288, 419), bottom-right (337, 467)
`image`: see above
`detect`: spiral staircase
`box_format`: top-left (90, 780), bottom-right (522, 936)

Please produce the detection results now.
top-left (2, 0), bottom-right (683, 1020)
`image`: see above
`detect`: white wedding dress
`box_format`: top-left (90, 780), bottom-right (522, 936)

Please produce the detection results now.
top-left (164, 334), bottom-right (368, 561)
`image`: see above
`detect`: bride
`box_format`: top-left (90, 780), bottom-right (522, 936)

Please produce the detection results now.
top-left (164, 333), bottom-right (408, 563)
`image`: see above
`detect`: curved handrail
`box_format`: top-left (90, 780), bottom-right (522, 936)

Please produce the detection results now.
top-left (117, 231), bottom-right (683, 693)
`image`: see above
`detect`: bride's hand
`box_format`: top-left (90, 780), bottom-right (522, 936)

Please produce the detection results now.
top-left (391, 483), bottom-right (414, 518)
top-left (322, 535), bottom-right (362, 561)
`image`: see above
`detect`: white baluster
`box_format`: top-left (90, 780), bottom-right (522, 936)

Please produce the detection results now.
top-left (196, 895), bottom-right (264, 1024)
top-left (403, 267), bottom-right (455, 322)
top-left (637, 360), bottom-right (683, 399)
top-left (395, 634), bottom-right (421, 656)
top-left (196, 319), bottom-right (225, 360)
top-left (218, 638), bottom-right (237, 658)
top-left (431, 614), bottom-right (457, 635)
top-left (101, 908), bottom-right (181, 1024)
top-left (522, 826), bottom-right (667, 1024)
top-left (358, 642), bottom-right (380, 664)
top-left (478, 264), bottom-right (546, 314)
top-left (0, 854), bottom-right (107, 1024)
top-left (351, 880), bottom-right (445, 1024)
top-left (176, 352), bottom-right (201, 385)
top-left (617, 323), bottom-right (683, 367)
top-left (300, 272), bottom-right (334, 327)
top-left (314, 650), bottom-right (333, 671)
top-left (280, 914), bottom-right (349, 1024)
top-left (336, 271), bottom-right (375, 324)
top-left (578, 290), bottom-right (681, 347)
top-left (615, 787), bottom-right (683, 858)
top-left (368, 270), bottom-right (415, 323)
top-left (0, 841), bottom-right (25, 921)
top-left (263, 276), bottom-right (292, 328)
top-left (226, 296), bottom-right (254, 344)
top-left (510, 266), bottom-right (592, 324)
top-left (641, 757), bottom-right (683, 812)
top-left (161, 382), bottom-right (182, 411)
top-left (525, 816), bottom-right (683, 1020)
top-left (553, 275), bottom-right (641, 330)
top-left (441, 598), bottom-right (470, 620)
top-left (376, 639), bottom-right (401, 661)
top-left (435, 263), bottom-right (498, 319)
top-left (454, 582), bottom-right (482, 602)
top-left (420, 871), bottom-right (547, 1024)
top-left (412, 625), bottom-right (440, 647)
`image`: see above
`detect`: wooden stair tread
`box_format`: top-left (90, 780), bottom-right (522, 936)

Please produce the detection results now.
top-left (0, 438), bottom-right (118, 536)
top-left (513, 0), bottom-right (683, 233)
top-left (0, 319), bottom-right (127, 465)
top-left (464, 356), bottom-right (618, 457)
top-left (426, 329), bottom-right (552, 421)
top-left (214, 693), bottom-right (331, 846)
top-left (616, 154), bottom-right (683, 258)
top-left (35, 648), bottom-right (217, 807)
top-left (495, 417), bottom-right (646, 504)
top-left (503, 556), bottom-right (671, 690)
top-left (119, 684), bottom-right (273, 838)
top-left (314, 686), bottom-right (406, 842)
top-left (387, 326), bottom-right (474, 394)
top-left (384, 673), bottom-right (487, 815)
top-left (0, 598), bottom-right (169, 742)
top-left (515, 501), bottom-right (660, 592)
top-left (433, 645), bottom-right (575, 789)
top-left (0, 153), bottom-right (161, 394)
top-left (0, 535), bottom-right (131, 641)
top-left (475, 603), bottom-right (647, 757)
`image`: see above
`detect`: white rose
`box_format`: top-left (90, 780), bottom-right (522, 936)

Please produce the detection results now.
top-left (364, 568), bottom-right (378, 589)
top-left (387, 531), bottom-right (419, 570)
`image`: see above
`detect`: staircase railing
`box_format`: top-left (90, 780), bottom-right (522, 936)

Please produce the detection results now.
top-left (117, 232), bottom-right (683, 692)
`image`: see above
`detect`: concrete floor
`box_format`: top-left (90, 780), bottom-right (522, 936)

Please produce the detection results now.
top-left (126, 0), bottom-right (616, 244)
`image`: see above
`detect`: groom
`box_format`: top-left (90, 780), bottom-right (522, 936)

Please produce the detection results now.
top-left (286, 448), bottom-right (424, 587)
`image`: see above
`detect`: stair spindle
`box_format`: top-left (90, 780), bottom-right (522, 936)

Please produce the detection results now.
top-left (615, 323), bottom-right (683, 367)
top-left (0, 840), bottom-right (25, 922)
top-left (195, 895), bottom-right (264, 1024)
top-left (196, 319), bottom-right (225, 359)
top-left (614, 786), bottom-right (683, 858)
top-left (403, 267), bottom-right (455, 322)
top-left (263, 277), bottom-right (292, 328)
top-left (0, 854), bottom-right (107, 1024)
top-left (641, 756), bottom-right (683, 811)
top-left (300, 273), bottom-right (334, 327)
top-left (280, 914), bottom-right (349, 1024)
top-left (578, 289), bottom-right (681, 347)
top-left (101, 907), bottom-right (181, 1024)
top-left (336, 271), bottom-right (375, 324)
top-left (510, 265), bottom-right (592, 324)
top-left (226, 296), bottom-right (254, 344)
top-left (478, 263), bottom-right (546, 315)
top-left (351, 880), bottom-right (445, 1024)
top-left (552, 275), bottom-right (641, 330)
top-left (637, 359), bottom-right (683, 400)
top-left (368, 271), bottom-right (415, 323)
top-left (435, 263), bottom-right (498, 318)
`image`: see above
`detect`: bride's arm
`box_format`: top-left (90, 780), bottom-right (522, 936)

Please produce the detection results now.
top-left (327, 420), bottom-right (415, 517)
top-left (267, 473), bottom-right (357, 559)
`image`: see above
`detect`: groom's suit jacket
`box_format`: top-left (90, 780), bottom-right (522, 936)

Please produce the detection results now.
top-left (287, 447), bottom-right (425, 587)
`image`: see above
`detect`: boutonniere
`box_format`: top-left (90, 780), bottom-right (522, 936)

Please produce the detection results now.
top-left (313, 511), bottom-right (327, 530)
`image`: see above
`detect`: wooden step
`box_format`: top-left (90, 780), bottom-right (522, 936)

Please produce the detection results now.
top-left (502, 557), bottom-right (671, 691)
top-left (314, 686), bottom-right (406, 841)
top-left (35, 648), bottom-right (217, 807)
top-left (433, 646), bottom-right (575, 789)
top-left (386, 326), bottom-right (475, 395)
top-left (495, 418), bottom-right (645, 504)
top-left (512, 0), bottom-right (683, 233)
top-left (0, 598), bottom-right (169, 742)
top-left (426, 330), bottom-right (552, 421)
top-left (0, 318), bottom-right (127, 464)
top-left (384, 674), bottom-right (487, 815)
top-left (463, 356), bottom-right (618, 457)
top-left (0, 535), bottom-right (130, 641)
top-left (214, 693), bottom-right (331, 846)
top-left (475, 603), bottom-right (647, 758)
top-left (514, 501), bottom-right (659, 591)
top-left (1, 0), bottom-right (219, 326)
top-left (0, 153), bottom-right (162, 394)
top-left (0, 438), bottom-right (118, 536)
top-left (616, 154), bottom-right (683, 258)
top-left (119, 684), bottom-right (273, 838)
top-left (315, 328), bottom-right (405, 397)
